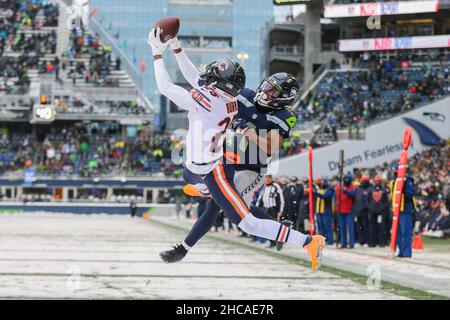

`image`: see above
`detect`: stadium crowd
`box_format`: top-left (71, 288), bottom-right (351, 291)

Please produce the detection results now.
top-left (54, 99), bottom-right (151, 116)
top-left (59, 23), bottom-right (122, 87)
top-left (0, 125), bottom-right (182, 178)
top-left (297, 54), bottom-right (450, 134)
top-left (0, 0), bottom-right (59, 94)
top-left (278, 51), bottom-right (450, 156)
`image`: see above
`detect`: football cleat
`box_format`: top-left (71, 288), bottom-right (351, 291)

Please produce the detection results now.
top-left (303, 235), bottom-right (325, 272)
top-left (182, 184), bottom-right (211, 198)
top-left (276, 241), bottom-right (284, 251)
top-left (160, 244), bottom-right (188, 263)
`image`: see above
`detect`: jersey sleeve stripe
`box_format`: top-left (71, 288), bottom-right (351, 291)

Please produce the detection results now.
top-left (197, 88), bottom-right (212, 102)
top-left (201, 98), bottom-right (212, 109)
top-left (237, 95), bottom-right (253, 108)
top-left (193, 99), bottom-right (211, 112)
top-left (267, 115), bottom-right (289, 132)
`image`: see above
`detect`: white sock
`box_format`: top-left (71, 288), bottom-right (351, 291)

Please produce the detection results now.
top-left (285, 229), bottom-right (308, 247)
top-left (224, 218), bottom-right (230, 233)
top-left (238, 215), bottom-right (308, 247)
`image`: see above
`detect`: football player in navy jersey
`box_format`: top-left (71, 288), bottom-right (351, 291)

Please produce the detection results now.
top-left (160, 71), bottom-right (315, 264)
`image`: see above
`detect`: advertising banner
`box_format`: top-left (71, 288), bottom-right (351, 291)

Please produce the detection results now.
top-left (325, 0), bottom-right (438, 18)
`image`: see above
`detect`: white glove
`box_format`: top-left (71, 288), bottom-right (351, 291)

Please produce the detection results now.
top-left (147, 27), bottom-right (169, 56)
top-left (169, 36), bottom-right (181, 51)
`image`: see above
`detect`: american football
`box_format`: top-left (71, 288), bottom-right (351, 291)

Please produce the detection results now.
top-left (153, 16), bottom-right (180, 43)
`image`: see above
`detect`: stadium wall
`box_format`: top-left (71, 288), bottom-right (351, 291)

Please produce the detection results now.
top-left (272, 96), bottom-right (450, 178)
top-left (0, 202), bottom-right (176, 216)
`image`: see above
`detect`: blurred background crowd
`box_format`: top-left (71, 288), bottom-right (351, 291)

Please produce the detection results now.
top-left (0, 125), bottom-right (182, 177)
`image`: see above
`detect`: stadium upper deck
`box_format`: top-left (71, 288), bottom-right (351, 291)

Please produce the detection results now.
top-left (0, 0), bottom-right (154, 121)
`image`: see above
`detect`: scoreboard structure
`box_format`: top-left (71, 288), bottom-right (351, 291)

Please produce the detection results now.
top-left (31, 104), bottom-right (56, 123)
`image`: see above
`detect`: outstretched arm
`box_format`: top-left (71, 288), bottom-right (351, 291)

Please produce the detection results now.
top-left (153, 58), bottom-right (196, 112)
top-left (170, 38), bottom-right (201, 88)
top-left (149, 28), bottom-right (196, 112)
top-left (246, 129), bottom-right (283, 156)
top-left (231, 118), bottom-right (283, 155)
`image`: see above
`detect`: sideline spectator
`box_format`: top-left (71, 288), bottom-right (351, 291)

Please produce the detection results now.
top-left (368, 176), bottom-right (390, 247)
top-left (354, 176), bottom-right (371, 246)
top-left (257, 175), bottom-right (285, 248)
top-left (389, 164), bottom-right (417, 258)
top-left (335, 173), bottom-right (357, 249)
top-left (281, 176), bottom-right (303, 230)
top-left (313, 177), bottom-right (334, 245)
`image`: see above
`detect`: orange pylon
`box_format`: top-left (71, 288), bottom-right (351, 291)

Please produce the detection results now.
top-left (412, 234), bottom-right (424, 250)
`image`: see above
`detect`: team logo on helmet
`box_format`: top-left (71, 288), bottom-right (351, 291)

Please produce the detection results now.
top-left (218, 60), bottom-right (229, 72)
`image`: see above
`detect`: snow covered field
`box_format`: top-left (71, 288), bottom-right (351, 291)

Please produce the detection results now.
top-left (0, 212), bottom-right (410, 299)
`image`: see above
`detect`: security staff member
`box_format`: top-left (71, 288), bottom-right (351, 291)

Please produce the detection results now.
top-left (130, 200), bottom-right (137, 218)
top-left (282, 176), bottom-right (303, 229)
top-left (390, 164), bottom-right (417, 258)
top-left (368, 176), bottom-right (390, 247)
top-left (314, 177), bottom-right (334, 245)
top-left (257, 175), bottom-right (285, 247)
top-left (353, 176), bottom-right (371, 246)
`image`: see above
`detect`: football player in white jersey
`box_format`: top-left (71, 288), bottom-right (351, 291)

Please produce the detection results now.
top-left (149, 27), bottom-right (324, 272)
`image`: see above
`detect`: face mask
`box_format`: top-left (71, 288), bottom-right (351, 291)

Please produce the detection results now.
top-left (212, 85), bottom-right (237, 103)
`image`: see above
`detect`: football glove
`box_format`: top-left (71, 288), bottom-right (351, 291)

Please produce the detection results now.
top-left (231, 117), bottom-right (249, 134)
top-left (147, 27), bottom-right (170, 56)
top-left (169, 36), bottom-right (181, 51)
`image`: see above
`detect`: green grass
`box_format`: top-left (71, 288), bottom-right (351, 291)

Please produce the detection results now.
top-left (0, 210), bottom-right (24, 214)
top-left (422, 236), bottom-right (450, 246)
top-left (149, 218), bottom-right (449, 300)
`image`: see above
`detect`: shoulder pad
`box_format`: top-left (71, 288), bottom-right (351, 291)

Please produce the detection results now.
top-left (240, 88), bottom-right (256, 99)
top-left (237, 88), bottom-right (256, 107)
top-left (270, 109), bottom-right (297, 129)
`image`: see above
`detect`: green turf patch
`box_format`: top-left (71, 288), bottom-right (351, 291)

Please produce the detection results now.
top-left (0, 209), bottom-right (24, 214)
top-left (422, 236), bottom-right (450, 246)
top-left (149, 218), bottom-right (448, 300)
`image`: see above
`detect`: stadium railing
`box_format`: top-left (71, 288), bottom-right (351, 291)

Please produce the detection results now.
top-left (89, 16), bottom-right (155, 114)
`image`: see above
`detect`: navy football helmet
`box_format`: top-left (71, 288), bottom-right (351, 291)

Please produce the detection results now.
top-left (254, 73), bottom-right (299, 110)
top-left (200, 59), bottom-right (246, 97)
